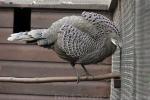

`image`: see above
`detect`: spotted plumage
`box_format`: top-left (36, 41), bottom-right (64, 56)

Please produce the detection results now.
top-left (7, 11), bottom-right (120, 82)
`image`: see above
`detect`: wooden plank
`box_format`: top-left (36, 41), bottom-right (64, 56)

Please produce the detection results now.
top-left (0, 94), bottom-right (110, 100)
top-left (0, 28), bottom-right (13, 43)
top-left (31, 9), bottom-right (112, 28)
top-left (0, 9), bottom-right (14, 27)
top-left (0, 28), bottom-right (27, 44)
top-left (0, 44), bottom-right (65, 62)
top-left (0, 28), bottom-right (112, 64)
top-left (0, 44), bottom-right (112, 64)
top-left (0, 3), bottom-right (109, 10)
top-left (31, 10), bottom-right (80, 28)
top-left (0, 82), bottom-right (110, 97)
top-left (0, 28), bottom-right (22, 44)
top-left (0, 61), bottom-right (111, 77)
top-left (0, 61), bottom-right (111, 97)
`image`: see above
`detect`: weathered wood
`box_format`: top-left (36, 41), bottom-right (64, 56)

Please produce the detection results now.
top-left (0, 61), bottom-right (111, 97)
top-left (0, 9), bottom-right (14, 28)
top-left (0, 28), bottom-right (12, 43)
top-left (0, 3), bottom-right (109, 10)
top-left (0, 44), bottom-right (112, 64)
top-left (0, 7), bottom-right (114, 99)
top-left (0, 82), bottom-right (110, 97)
top-left (31, 9), bottom-right (112, 28)
top-left (31, 10), bottom-right (79, 28)
top-left (0, 72), bottom-right (120, 83)
top-left (0, 44), bottom-right (65, 62)
top-left (0, 28), bottom-right (23, 44)
top-left (0, 29), bottom-right (27, 44)
top-left (0, 61), bottom-right (111, 77)
top-left (0, 94), bottom-right (110, 100)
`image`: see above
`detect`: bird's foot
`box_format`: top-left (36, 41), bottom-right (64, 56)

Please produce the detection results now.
top-left (76, 75), bottom-right (80, 84)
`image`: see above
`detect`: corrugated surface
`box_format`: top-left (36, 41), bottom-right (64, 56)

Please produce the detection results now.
top-left (111, 0), bottom-right (150, 100)
top-left (112, 0), bottom-right (136, 99)
top-left (120, 0), bottom-right (135, 99)
top-left (135, 0), bottom-right (150, 99)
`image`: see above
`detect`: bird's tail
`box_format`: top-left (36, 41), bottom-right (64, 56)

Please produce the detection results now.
top-left (7, 29), bottom-right (47, 42)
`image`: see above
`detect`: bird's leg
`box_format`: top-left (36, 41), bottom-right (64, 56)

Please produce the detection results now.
top-left (70, 63), bottom-right (80, 83)
top-left (81, 64), bottom-right (93, 78)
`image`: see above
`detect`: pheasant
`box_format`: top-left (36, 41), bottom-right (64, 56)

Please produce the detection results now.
top-left (7, 11), bottom-right (121, 82)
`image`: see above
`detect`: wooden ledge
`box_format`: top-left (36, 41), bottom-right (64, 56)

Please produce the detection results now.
top-left (0, 72), bottom-right (120, 83)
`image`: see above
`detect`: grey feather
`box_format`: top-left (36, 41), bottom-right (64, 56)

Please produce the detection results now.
top-left (58, 24), bottom-right (99, 58)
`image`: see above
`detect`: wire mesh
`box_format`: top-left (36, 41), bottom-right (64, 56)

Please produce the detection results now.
top-left (111, 0), bottom-right (150, 100)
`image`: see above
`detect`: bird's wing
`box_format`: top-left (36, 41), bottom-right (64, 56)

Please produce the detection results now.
top-left (78, 38), bottom-right (117, 64)
top-left (77, 47), bottom-right (106, 64)
top-left (57, 24), bottom-right (98, 58)
top-left (81, 11), bottom-right (119, 35)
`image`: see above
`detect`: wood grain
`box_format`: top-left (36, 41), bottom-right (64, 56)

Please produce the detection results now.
top-left (0, 28), bottom-right (22, 44)
top-left (31, 10), bottom-right (79, 28)
top-left (0, 61), bottom-right (111, 77)
top-left (0, 44), bottom-right (65, 62)
top-left (0, 28), bottom-right (12, 43)
top-left (0, 94), bottom-right (110, 100)
top-left (0, 9), bottom-right (14, 28)
top-left (31, 9), bottom-right (112, 28)
top-left (0, 73), bottom-right (119, 83)
top-left (0, 61), bottom-right (111, 97)
top-left (0, 44), bottom-right (112, 64)
top-left (0, 82), bottom-right (110, 97)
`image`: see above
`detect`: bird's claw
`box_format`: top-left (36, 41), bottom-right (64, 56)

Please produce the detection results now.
top-left (76, 76), bottom-right (80, 84)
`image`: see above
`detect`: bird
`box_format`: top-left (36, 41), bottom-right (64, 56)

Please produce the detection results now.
top-left (7, 11), bottom-right (121, 83)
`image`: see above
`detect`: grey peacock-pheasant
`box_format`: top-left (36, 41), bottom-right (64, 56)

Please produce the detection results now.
top-left (7, 11), bottom-right (121, 82)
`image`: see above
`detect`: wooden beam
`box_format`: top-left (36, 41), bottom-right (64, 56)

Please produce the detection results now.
top-left (0, 3), bottom-right (108, 10)
top-left (0, 72), bottom-right (120, 83)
